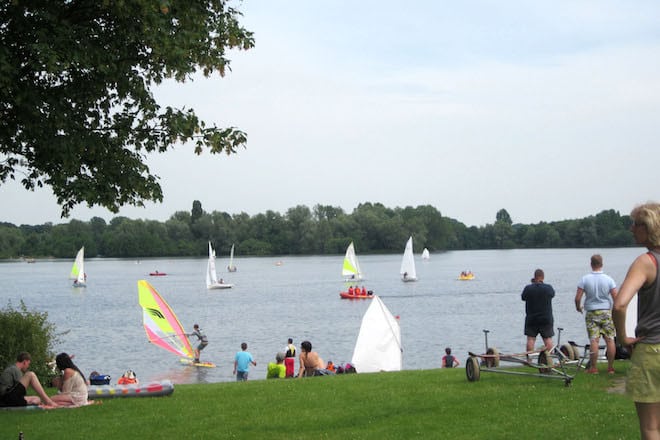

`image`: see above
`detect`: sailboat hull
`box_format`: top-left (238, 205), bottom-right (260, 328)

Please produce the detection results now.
top-left (208, 283), bottom-right (233, 290)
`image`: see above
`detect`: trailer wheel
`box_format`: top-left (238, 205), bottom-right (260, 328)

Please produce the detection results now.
top-left (486, 347), bottom-right (500, 367)
top-left (466, 356), bottom-right (480, 382)
top-left (537, 350), bottom-right (552, 373)
top-left (560, 343), bottom-right (575, 361)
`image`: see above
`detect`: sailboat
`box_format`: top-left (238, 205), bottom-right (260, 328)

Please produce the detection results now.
top-left (342, 242), bottom-right (364, 281)
top-left (421, 248), bottom-right (430, 260)
top-left (351, 296), bottom-right (402, 373)
top-left (227, 244), bottom-right (237, 272)
top-left (69, 246), bottom-right (87, 287)
top-left (207, 242), bottom-right (233, 289)
top-left (400, 236), bottom-right (418, 282)
top-left (138, 280), bottom-right (215, 367)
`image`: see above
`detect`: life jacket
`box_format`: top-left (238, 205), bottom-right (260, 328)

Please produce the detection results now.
top-left (118, 370), bottom-right (138, 384)
top-left (118, 376), bottom-right (137, 385)
top-left (285, 345), bottom-right (296, 358)
top-left (444, 355), bottom-right (455, 368)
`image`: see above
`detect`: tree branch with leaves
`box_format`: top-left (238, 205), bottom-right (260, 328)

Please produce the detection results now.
top-left (0, 0), bottom-right (254, 216)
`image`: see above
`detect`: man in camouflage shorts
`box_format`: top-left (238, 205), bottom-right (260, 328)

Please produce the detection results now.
top-left (575, 254), bottom-right (618, 374)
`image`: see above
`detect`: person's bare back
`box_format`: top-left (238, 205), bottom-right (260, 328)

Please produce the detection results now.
top-left (298, 341), bottom-right (325, 377)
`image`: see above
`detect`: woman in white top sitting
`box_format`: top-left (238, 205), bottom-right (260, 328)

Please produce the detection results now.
top-left (51, 353), bottom-right (92, 407)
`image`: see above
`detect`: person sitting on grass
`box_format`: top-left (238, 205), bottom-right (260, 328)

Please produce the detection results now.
top-left (298, 341), bottom-right (335, 377)
top-left (442, 347), bottom-right (460, 368)
top-left (0, 352), bottom-right (57, 408)
top-left (51, 352), bottom-right (93, 407)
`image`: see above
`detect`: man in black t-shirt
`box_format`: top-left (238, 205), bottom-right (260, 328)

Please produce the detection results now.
top-left (521, 269), bottom-right (555, 353)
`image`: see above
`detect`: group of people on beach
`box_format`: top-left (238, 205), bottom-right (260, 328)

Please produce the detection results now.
top-left (237, 338), bottom-right (345, 381)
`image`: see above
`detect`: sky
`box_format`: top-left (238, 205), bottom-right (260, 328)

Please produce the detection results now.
top-left (2, 1), bottom-right (660, 227)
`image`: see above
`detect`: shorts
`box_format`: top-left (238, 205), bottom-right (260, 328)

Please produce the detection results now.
top-left (284, 358), bottom-right (295, 377)
top-left (627, 343), bottom-right (660, 403)
top-left (585, 310), bottom-right (615, 340)
top-left (236, 371), bottom-right (248, 381)
top-left (0, 383), bottom-right (27, 407)
top-left (524, 320), bottom-right (554, 339)
top-left (197, 342), bottom-right (208, 351)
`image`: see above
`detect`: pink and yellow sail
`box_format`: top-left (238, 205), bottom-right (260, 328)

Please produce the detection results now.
top-left (138, 280), bottom-right (194, 359)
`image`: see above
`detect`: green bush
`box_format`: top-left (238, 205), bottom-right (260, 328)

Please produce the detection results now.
top-left (0, 300), bottom-right (58, 381)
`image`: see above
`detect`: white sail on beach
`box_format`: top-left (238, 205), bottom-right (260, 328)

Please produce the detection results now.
top-left (351, 296), bottom-right (402, 373)
top-left (342, 242), bottom-right (364, 281)
top-left (207, 242), bottom-right (233, 289)
top-left (400, 236), bottom-right (417, 282)
top-left (70, 246), bottom-right (86, 287)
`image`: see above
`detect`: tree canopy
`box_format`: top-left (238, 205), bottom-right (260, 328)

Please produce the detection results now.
top-left (0, 0), bottom-right (254, 217)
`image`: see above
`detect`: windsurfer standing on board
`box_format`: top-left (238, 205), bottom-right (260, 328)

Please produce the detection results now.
top-left (188, 324), bottom-right (208, 363)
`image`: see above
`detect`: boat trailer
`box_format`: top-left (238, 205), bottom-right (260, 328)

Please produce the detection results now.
top-left (465, 328), bottom-right (583, 387)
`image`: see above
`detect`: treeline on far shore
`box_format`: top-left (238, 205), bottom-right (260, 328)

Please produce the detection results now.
top-left (0, 201), bottom-right (634, 259)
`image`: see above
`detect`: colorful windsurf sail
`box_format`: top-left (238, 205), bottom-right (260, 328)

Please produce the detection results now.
top-left (138, 280), bottom-right (194, 360)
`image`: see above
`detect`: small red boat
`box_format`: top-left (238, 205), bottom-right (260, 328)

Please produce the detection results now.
top-left (339, 291), bottom-right (374, 299)
top-left (149, 271), bottom-right (167, 276)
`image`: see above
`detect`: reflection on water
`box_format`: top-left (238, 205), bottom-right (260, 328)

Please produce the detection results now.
top-left (0, 247), bottom-right (642, 384)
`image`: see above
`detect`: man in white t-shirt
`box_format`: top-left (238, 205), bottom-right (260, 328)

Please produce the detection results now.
top-left (575, 254), bottom-right (618, 374)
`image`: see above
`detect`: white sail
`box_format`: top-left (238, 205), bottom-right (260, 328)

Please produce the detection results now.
top-left (351, 296), bottom-right (402, 373)
top-left (207, 242), bottom-right (232, 289)
top-left (400, 236), bottom-right (417, 282)
top-left (227, 244), bottom-right (237, 272)
top-left (70, 247), bottom-right (86, 287)
top-left (342, 242), bottom-right (363, 281)
top-left (421, 248), bottom-right (430, 260)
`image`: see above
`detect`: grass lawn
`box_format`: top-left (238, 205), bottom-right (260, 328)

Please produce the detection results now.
top-left (0, 361), bottom-right (638, 439)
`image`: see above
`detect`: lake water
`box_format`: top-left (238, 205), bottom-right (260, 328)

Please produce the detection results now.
top-left (0, 247), bottom-right (643, 384)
